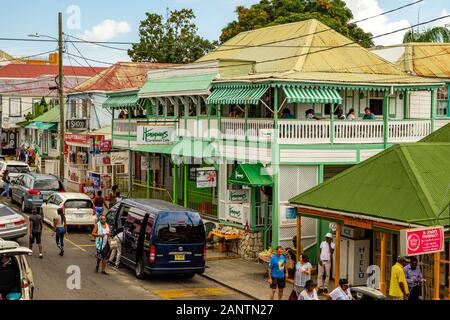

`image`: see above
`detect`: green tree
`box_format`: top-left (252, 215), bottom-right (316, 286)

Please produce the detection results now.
top-left (25, 97), bottom-right (48, 121)
top-left (220, 0), bottom-right (373, 48)
top-left (403, 26), bottom-right (450, 43)
top-left (128, 9), bottom-right (216, 63)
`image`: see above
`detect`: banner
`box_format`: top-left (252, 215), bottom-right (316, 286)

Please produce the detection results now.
top-left (196, 167), bottom-right (217, 188)
top-left (137, 125), bottom-right (175, 145)
top-left (225, 203), bottom-right (244, 224)
top-left (99, 140), bottom-right (112, 152)
top-left (91, 172), bottom-right (101, 189)
top-left (400, 226), bottom-right (445, 256)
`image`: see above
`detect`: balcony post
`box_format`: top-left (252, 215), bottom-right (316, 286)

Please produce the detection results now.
top-left (218, 104), bottom-right (222, 140)
top-left (383, 93), bottom-right (389, 148)
top-left (111, 108), bottom-right (115, 148)
top-left (244, 104), bottom-right (248, 143)
top-left (431, 88), bottom-right (437, 132)
top-left (128, 106), bottom-right (131, 149)
top-left (183, 163), bottom-right (188, 208)
top-left (272, 87), bottom-right (280, 246)
top-left (172, 163), bottom-right (178, 205)
top-left (330, 104), bottom-right (335, 144)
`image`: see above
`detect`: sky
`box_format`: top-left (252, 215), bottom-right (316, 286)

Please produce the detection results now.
top-left (0, 0), bottom-right (449, 66)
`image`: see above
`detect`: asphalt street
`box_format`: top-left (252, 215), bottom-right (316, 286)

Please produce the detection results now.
top-left (1, 199), bottom-right (249, 300)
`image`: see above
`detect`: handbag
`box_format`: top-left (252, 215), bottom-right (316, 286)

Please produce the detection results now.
top-left (289, 289), bottom-right (298, 301)
top-left (109, 238), bottom-right (118, 250)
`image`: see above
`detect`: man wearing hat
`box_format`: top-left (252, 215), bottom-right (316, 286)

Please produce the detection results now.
top-left (317, 233), bottom-right (335, 294)
top-left (389, 256), bottom-right (410, 300)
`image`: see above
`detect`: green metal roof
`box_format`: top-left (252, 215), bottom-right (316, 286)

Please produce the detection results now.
top-left (139, 73), bottom-right (217, 97)
top-left (103, 93), bottom-right (139, 108)
top-left (132, 144), bottom-right (174, 154)
top-left (206, 87), bottom-right (268, 105)
top-left (289, 143), bottom-right (450, 227)
top-left (420, 123), bottom-right (450, 142)
top-left (283, 87), bottom-right (342, 104)
top-left (32, 107), bottom-right (60, 123)
top-left (25, 122), bottom-right (57, 130)
top-left (228, 163), bottom-right (273, 187)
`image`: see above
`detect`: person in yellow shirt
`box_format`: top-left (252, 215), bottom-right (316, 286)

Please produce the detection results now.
top-left (389, 256), bottom-right (410, 300)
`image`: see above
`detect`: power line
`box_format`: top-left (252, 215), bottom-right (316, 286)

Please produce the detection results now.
top-left (65, 34), bottom-right (130, 51)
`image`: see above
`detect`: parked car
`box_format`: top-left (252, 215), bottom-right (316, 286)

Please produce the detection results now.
top-left (0, 160), bottom-right (30, 190)
top-left (41, 192), bottom-right (95, 227)
top-left (10, 173), bottom-right (65, 213)
top-left (350, 286), bottom-right (386, 300)
top-left (0, 238), bottom-right (34, 300)
top-left (106, 199), bottom-right (206, 279)
top-left (0, 204), bottom-right (27, 241)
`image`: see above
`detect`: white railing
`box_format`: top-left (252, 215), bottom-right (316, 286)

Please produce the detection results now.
top-left (177, 118), bottom-right (219, 139)
top-left (334, 121), bottom-right (384, 144)
top-left (388, 120), bottom-right (431, 143)
top-left (279, 120), bottom-right (330, 144)
top-left (113, 119), bottom-right (138, 135)
top-left (221, 119), bottom-right (274, 141)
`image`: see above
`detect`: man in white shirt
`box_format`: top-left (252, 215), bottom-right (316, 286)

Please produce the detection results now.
top-left (317, 233), bottom-right (335, 294)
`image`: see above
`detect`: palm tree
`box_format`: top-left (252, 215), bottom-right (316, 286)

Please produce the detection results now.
top-left (403, 26), bottom-right (450, 43)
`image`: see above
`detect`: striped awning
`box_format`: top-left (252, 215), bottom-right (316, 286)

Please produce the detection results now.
top-left (283, 87), bottom-right (342, 104)
top-left (206, 87), bottom-right (268, 105)
top-left (103, 94), bottom-right (139, 108)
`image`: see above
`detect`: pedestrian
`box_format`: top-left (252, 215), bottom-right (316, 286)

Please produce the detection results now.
top-left (94, 190), bottom-right (106, 221)
top-left (336, 108), bottom-right (346, 120)
top-left (109, 185), bottom-right (119, 208)
top-left (268, 246), bottom-right (288, 300)
top-left (53, 208), bottom-right (68, 257)
top-left (92, 215), bottom-right (111, 275)
top-left (389, 256), bottom-right (410, 300)
top-left (362, 107), bottom-right (376, 120)
top-left (29, 208), bottom-right (43, 258)
top-left (108, 230), bottom-right (123, 268)
top-left (298, 280), bottom-right (319, 300)
top-left (294, 254), bottom-right (313, 295)
top-left (329, 278), bottom-right (353, 300)
top-left (404, 256), bottom-right (423, 301)
top-left (317, 233), bottom-right (335, 294)
top-left (1, 170), bottom-right (10, 198)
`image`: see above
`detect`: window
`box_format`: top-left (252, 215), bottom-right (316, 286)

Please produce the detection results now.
top-left (82, 99), bottom-right (90, 118)
top-left (155, 212), bottom-right (205, 244)
top-left (33, 179), bottom-right (63, 191)
top-left (6, 165), bottom-right (29, 174)
top-left (200, 98), bottom-right (207, 116)
top-left (437, 86), bottom-right (449, 117)
top-left (125, 211), bottom-right (144, 238)
top-left (324, 104), bottom-right (341, 116)
top-left (167, 101), bottom-right (175, 117)
top-left (50, 131), bottom-right (58, 150)
top-left (64, 200), bottom-right (93, 209)
top-left (9, 98), bottom-right (21, 117)
top-left (70, 100), bottom-right (77, 118)
top-left (369, 99), bottom-right (383, 116)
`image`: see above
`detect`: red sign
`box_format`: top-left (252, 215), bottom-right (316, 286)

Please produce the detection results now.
top-left (99, 140), bottom-right (112, 152)
top-left (65, 133), bottom-right (89, 144)
top-left (400, 226), bottom-right (445, 256)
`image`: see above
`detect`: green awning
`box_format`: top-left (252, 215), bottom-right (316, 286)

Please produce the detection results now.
top-left (139, 73), bottom-right (217, 98)
top-left (228, 163), bottom-right (273, 187)
top-left (206, 87), bottom-right (268, 105)
top-left (171, 140), bottom-right (220, 158)
top-left (103, 94), bottom-right (139, 108)
top-left (132, 144), bottom-right (174, 155)
top-left (33, 106), bottom-right (60, 123)
top-left (25, 121), bottom-right (57, 130)
top-left (283, 87), bottom-right (342, 104)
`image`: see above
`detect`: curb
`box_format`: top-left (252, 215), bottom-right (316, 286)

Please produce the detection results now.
top-left (199, 272), bottom-right (261, 300)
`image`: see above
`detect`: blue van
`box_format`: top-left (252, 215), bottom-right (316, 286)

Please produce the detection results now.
top-left (106, 199), bottom-right (206, 279)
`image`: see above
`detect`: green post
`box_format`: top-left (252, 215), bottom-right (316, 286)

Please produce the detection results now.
top-left (217, 104), bottom-right (222, 140)
top-left (315, 164), bottom-right (325, 266)
top-left (244, 104), bottom-right (248, 143)
top-left (183, 163), bottom-right (188, 208)
top-left (431, 88), bottom-right (437, 132)
top-left (146, 166), bottom-right (151, 199)
top-left (330, 104), bottom-right (335, 145)
top-left (403, 90), bottom-right (409, 119)
top-left (383, 93), bottom-right (389, 149)
top-left (250, 187), bottom-right (256, 228)
top-left (128, 106), bottom-right (131, 149)
top-left (111, 108), bottom-right (115, 148)
top-left (272, 87), bottom-right (280, 246)
top-left (173, 163), bottom-right (178, 205)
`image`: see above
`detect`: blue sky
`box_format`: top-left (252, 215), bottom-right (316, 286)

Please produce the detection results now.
top-left (1, 0), bottom-right (449, 65)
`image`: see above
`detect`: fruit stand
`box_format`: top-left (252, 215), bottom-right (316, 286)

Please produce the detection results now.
top-left (208, 228), bottom-right (243, 256)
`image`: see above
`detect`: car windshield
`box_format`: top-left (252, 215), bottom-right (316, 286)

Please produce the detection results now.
top-left (33, 179), bottom-right (61, 191)
top-left (6, 165), bottom-right (29, 174)
top-left (155, 212), bottom-right (205, 244)
top-left (64, 200), bottom-right (93, 209)
top-left (0, 206), bottom-right (15, 217)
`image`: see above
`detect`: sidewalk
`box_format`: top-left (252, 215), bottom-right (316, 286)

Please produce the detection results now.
top-left (201, 257), bottom-right (334, 300)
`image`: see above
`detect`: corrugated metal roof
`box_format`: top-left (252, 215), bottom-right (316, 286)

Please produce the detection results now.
top-left (72, 62), bottom-right (177, 93)
top-left (0, 63), bottom-right (105, 78)
top-left (420, 123), bottom-right (450, 142)
top-left (395, 43), bottom-right (450, 79)
top-left (32, 106), bottom-right (60, 123)
top-left (289, 143), bottom-right (450, 227)
top-left (139, 73), bottom-right (216, 97)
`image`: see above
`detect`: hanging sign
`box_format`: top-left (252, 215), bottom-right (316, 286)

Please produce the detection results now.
top-left (91, 172), bottom-right (101, 189)
top-left (196, 167), bottom-right (217, 188)
top-left (225, 203), bottom-right (244, 224)
top-left (99, 140), bottom-right (112, 152)
top-left (228, 189), bottom-right (250, 203)
top-left (111, 151), bottom-right (129, 165)
top-left (280, 206), bottom-right (297, 226)
top-left (400, 226), bottom-right (445, 256)
top-left (136, 125), bottom-right (175, 145)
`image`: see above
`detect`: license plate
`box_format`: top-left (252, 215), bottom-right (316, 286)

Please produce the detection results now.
top-left (75, 214), bottom-right (84, 219)
top-left (174, 255), bottom-right (185, 261)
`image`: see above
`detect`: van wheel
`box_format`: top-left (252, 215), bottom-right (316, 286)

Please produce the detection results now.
top-left (135, 258), bottom-right (145, 279)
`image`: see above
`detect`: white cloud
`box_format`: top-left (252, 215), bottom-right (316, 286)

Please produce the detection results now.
top-left (345, 0), bottom-right (412, 46)
top-left (81, 19), bottom-right (132, 42)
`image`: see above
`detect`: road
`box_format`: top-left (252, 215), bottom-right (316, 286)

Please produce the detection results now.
top-left (2, 200), bottom-right (249, 300)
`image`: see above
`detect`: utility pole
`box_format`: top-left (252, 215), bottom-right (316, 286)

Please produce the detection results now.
top-left (58, 12), bottom-right (65, 181)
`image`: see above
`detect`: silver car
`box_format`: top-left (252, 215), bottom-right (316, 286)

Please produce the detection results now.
top-left (0, 204), bottom-right (27, 241)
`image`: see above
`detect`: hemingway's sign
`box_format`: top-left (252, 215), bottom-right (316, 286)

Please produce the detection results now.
top-left (137, 125), bottom-right (175, 145)
top-left (400, 226), bottom-right (445, 256)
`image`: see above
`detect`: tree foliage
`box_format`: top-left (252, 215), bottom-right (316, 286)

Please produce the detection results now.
top-left (403, 26), bottom-right (450, 43)
top-left (128, 9), bottom-right (216, 64)
top-left (220, 0), bottom-right (373, 48)
top-left (25, 97), bottom-right (48, 122)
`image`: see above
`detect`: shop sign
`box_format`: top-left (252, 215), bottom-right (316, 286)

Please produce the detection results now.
top-left (96, 155), bottom-right (111, 166)
top-left (196, 167), bottom-right (217, 188)
top-left (225, 204), bottom-right (244, 224)
top-left (228, 189), bottom-right (250, 203)
top-left (91, 172), bottom-right (101, 189)
top-left (99, 140), bottom-right (112, 152)
top-left (81, 181), bottom-right (95, 199)
top-left (111, 151), bottom-right (129, 165)
top-left (136, 125), bottom-right (175, 145)
top-left (66, 119), bottom-right (88, 130)
top-left (259, 129), bottom-right (274, 141)
top-left (400, 226), bottom-right (445, 256)
top-left (344, 217), bottom-right (373, 230)
top-left (65, 133), bottom-right (88, 144)
top-left (280, 206), bottom-right (297, 226)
